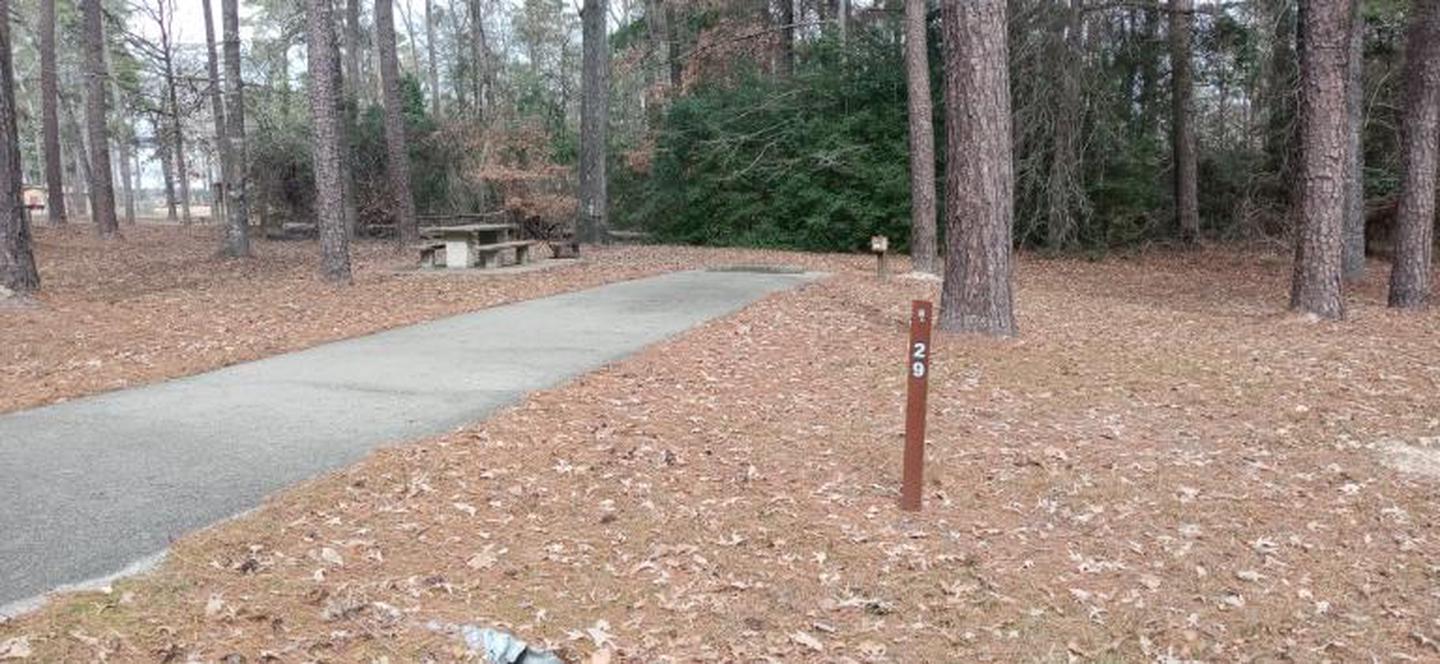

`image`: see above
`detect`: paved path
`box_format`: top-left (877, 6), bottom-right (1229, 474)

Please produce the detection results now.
top-left (0, 270), bottom-right (814, 612)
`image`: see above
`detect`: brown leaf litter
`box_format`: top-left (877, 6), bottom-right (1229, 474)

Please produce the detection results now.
top-left (3, 233), bottom-right (1439, 662)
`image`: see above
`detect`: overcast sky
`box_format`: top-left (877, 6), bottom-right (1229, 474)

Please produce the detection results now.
top-left (130, 1), bottom-right (447, 47)
top-left (129, 2), bottom-right (253, 46)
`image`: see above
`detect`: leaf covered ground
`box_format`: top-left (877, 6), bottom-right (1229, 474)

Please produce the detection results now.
top-left (0, 225), bottom-right (844, 414)
top-left (3, 229), bottom-right (1439, 662)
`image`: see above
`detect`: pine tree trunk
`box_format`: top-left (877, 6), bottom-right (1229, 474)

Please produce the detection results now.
top-left (1261, 0), bottom-right (1301, 213)
top-left (902, 0), bottom-right (936, 273)
top-left (666, 1), bottom-right (682, 90)
top-left (336, 0), bottom-right (360, 239)
top-left (579, 0), bottom-right (610, 244)
top-left (61, 95), bottom-right (91, 218)
top-left (1171, 0), bottom-right (1199, 244)
top-left (1047, 0), bottom-right (1084, 249)
top-left (222, 0), bottom-right (251, 247)
top-left (83, 0), bottom-right (118, 238)
top-left (308, 0), bottom-right (352, 282)
top-left (159, 131), bottom-right (177, 220)
top-left (345, 0), bottom-right (363, 107)
top-left (1289, 0), bottom-right (1352, 319)
top-left (1341, 0), bottom-right (1365, 279)
top-left (1388, 0), bottom-right (1440, 309)
top-left (426, 0), bottom-right (441, 118)
top-left (205, 0), bottom-right (246, 255)
top-left (164, 59), bottom-right (190, 223)
top-left (777, 0), bottom-right (795, 78)
top-left (938, 0), bottom-right (1016, 337)
top-left (102, 35), bottom-right (134, 227)
top-left (469, 0), bottom-right (487, 119)
top-left (203, 0), bottom-right (226, 203)
top-left (1137, 2), bottom-right (1161, 130)
top-left (116, 129), bottom-right (134, 224)
top-left (0, 0), bottom-right (40, 296)
top-left (376, 0), bottom-right (420, 245)
top-left (39, 0), bottom-right (66, 225)
top-left (334, 37), bottom-right (359, 240)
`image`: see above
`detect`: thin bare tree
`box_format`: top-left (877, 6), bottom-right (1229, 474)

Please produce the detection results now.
top-left (204, 0), bottom-right (248, 256)
top-left (222, 0), bottom-right (251, 249)
top-left (426, 0), bottom-right (441, 118)
top-left (39, 0), bottom-right (66, 225)
top-left (903, 0), bottom-right (936, 273)
top-left (345, 0), bottom-right (363, 106)
top-left (777, 0), bottom-right (794, 77)
top-left (1341, 0), bottom-right (1365, 279)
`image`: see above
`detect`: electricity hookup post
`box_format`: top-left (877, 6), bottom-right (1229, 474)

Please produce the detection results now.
top-left (901, 300), bottom-right (933, 512)
top-left (871, 235), bottom-right (890, 280)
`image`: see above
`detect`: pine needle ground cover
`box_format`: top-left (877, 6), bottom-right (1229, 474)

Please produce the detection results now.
top-left (3, 239), bottom-right (1439, 661)
top-left (0, 226), bottom-right (852, 415)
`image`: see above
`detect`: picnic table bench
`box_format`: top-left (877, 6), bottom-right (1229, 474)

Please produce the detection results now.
top-left (417, 223), bottom-right (541, 269)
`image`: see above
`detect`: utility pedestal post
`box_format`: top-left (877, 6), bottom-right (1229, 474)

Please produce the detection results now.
top-left (901, 300), bottom-right (933, 511)
top-left (871, 235), bottom-right (890, 280)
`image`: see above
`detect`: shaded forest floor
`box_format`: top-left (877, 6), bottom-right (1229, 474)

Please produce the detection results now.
top-left (3, 229), bottom-right (1440, 662)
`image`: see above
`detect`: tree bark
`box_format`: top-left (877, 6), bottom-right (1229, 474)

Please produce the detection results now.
top-left (205, 0), bottom-right (247, 256)
top-left (103, 38), bottom-right (134, 226)
top-left (155, 1), bottom-right (190, 224)
top-left (60, 94), bottom-right (92, 218)
top-left (1341, 0), bottom-right (1365, 280)
top-left (0, 0), bottom-right (40, 296)
top-left (376, 0), bottom-right (420, 245)
top-left (1171, 0), bottom-right (1199, 244)
top-left (426, 0), bottom-right (441, 118)
top-left (308, 0), bottom-right (352, 282)
top-left (777, 0), bottom-right (795, 77)
top-left (1289, 0), bottom-right (1353, 319)
top-left (83, 0), bottom-right (118, 237)
top-left (335, 23), bottom-right (360, 240)
top-left (222, 0), bottom-right (251, 251)
top-left (345, 0), bottom-right (363, 107)
top-left (903, 0), bottom-right (936, 273)
top-left (39, 0), bottom-right (66, 225)
top-left (478, 0), bottom-right (495, 118)
top-left (666, 1), bottom-right (683, 90)
top-left (579, 0), bottom-right (610, 244)
top-left (203, 0), bottom-right (225, 197)
top-left (1388, 0), bottom-right (1440, 309)
top-left (1047, 0), bottom-right (1084, 249)
top-left (116, 130), bottom-right (135, 224)
top-left (938, 0), bottom-right (1016, 337)
top-left (155, 116), bottom-right (177, 220)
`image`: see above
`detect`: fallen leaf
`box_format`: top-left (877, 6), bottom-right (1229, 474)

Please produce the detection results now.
top-left (0, 637), bottom-right (31, 660)
top-left (790, 631), bottom-right (824, 652)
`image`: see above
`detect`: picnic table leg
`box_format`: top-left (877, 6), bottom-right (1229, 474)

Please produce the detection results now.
top-left (444, 238), bottom-right (473, 268)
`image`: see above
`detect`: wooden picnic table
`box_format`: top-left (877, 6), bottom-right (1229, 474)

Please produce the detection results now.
top-left (419, 223), bottom-right (536, 269)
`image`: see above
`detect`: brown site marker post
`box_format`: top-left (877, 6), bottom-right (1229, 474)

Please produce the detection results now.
top-left (901, 300), bottom-right (933, 512)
